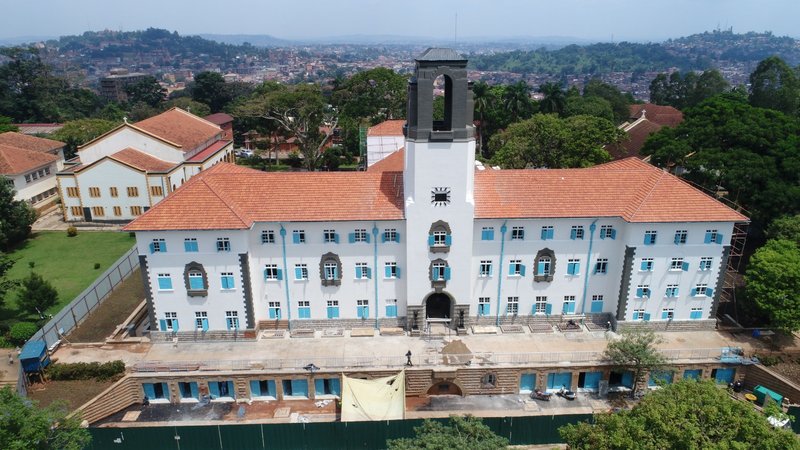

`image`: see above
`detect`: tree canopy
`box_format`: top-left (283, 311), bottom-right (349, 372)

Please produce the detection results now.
top-left (387, 416), bottom-right (508, 450)
top-left (745, 239), bottom-right (800, 332)
top-left (603, 328), bottom-right (666, 398)
top-left (190, 71), bottom-right (231, 113)
top-left (331, 67), bottom-right (407, 124)
top-left (748, 56), bottom-right (800, 115)
top-left (124, 76), bottom-right (166, 108)
top-left (559, 380), bottom-right (800, 449)
top-left (51, 118), bottom-right (119, 159)
top-left (766, 214), bottom-right (800, 246)
top-left (649, 69), bottom-right (730, 110)
top-left (0, 386), bottom-right (91, 450)
top-left (0, 180), bottom-right (37, 251)
top-left (17, 271), bottom-right (58, 317)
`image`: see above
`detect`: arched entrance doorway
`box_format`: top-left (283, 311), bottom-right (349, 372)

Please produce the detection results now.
top-left (426, 381), bottom-right (463, 396)
top-left (426, 293), bottom-right (451, 319)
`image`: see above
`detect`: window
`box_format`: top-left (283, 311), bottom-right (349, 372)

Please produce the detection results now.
top-left (674, 230), bottom-right (687, 245)
top-left (113, 206), bottom-right (122, 216)
top-left (261, 230), bottom-right (275, 244)
top-left (644, 230), bottom-right (657, 245)
top-left (355, 262), bottom-right (371, 279)
top-left (511, 226), bottom-right (525, 240)
top-left (590, 295), bottom-right (604, 313)
top-left (690, 308), bottom-right (703, 320)
top-left (88, 187), bottom-right (100, 197)
top-left (150, 238), bottom-right (166, 253)
top-left (184, 238), bottom-right (198, 252)
top-left (537, 256), bottom-right (552, 276)
top-left (298, 301), bottom-right (311, 319)
top-left (351, 228), bottom-right (368, 243)
top-left (704, 229), bottom-right (723, 244)
top-left (478, 297), bottom-right (490, 316)
top-left (632, 309), bottom-right (646, 321)
top-left (163, 312), bottom-right (178, 331)
top-left (640, 258), bottom-right (654, 271)
top-left (699, 257), bottom-right (713, 271)
top-left (534, 296), bottom-right (548, 314)
top-left (150, 186), bottom-right (163, 196)
top-left (382, 228), bottom-right (399, 243)
top-left (431, 262), bottom-right (449, 281)
top-left (384, 262), bottom-right (399, 279)
top-left (324, 229), bottom-right (338, 244)
top-left (157, 273), bottom-right (172, 290)
top-left (66, 187), bottom-right (79, 197)
top-left (130, 206), bottom-right (143, 216)
top-left (479, 260), bottom-right (493, 277)
top-left (109, 187), bottom-right (118, 197)
top-left (541, 225), bottom-right (554, 240)
top-left (570, 226), bottom-right (584, 240)
top-left (221, 272), bottom-right (235, 290)
top-left (188, 271), bottom-right (205, 290)
top-left (127, 186), bottom-right (139, 197)
top-left (357, 299), bottom-right (369, 319)
top-left (91, 206), bottom-right (105, 217)
top-left (670, 257), bottom-right (688, 271)
top-left (264, 264), bottom-right (281, 280)
top-left (324, 262), bottom-right (339, 281)
top-left (661, 309), bottom-right (674, 320)
top-left (566, 259), bottom-right (580, 276)
top-left (600, 225), bottom-right (616, 239)
top-left (195, 311), bottom-right (208, 331)
top-left (216, 238), bottom-right (231, 252)
top-left (428, 221), bottom-right (452, 251)
top-left (432, 230), bottom-right (447, 246)
top-left (294, 264), bottom-right (308, 280)
top-left (665, 284), bottom-right (679, 298)
top-left (385, 299), bottom-right (397, 318)
top-left (268, 302), bottom-right (281, 319)
top-left (594, 258), bottom-right (608, 274)
top-left (692, 284), bottom-right (713, 297)
top-left (225, 311), bottom-right (239, 330)
top-left (509, 259), bottom-right (525, 276)
top-left (481, 227), bottom-right (495, 241)
top-left (326, 300), bottom-right (339, 319)
top-left (506, 297), bottom-right (519, 315)
top-left (563, 296), bottom-right (576, 314)
top-left (70, 206), bottom-right (82, 217)
top-left (636, 285), bottom-right (651, 298)
top-left (25, 174), bottom-right (31, 183)
top-left (292, 230), bottom-right (306, 244)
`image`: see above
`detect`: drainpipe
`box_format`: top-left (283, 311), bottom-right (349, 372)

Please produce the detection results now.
top-left (495, 221), bottom-right (508, 326)
top-left (279, 225), bottom-right (292, 331)
top-left (372, 224), bottom-right (380, 330)
top-left (579, 219), bottom-right (598, 315)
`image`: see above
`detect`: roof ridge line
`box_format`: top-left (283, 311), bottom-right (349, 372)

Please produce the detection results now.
top-left (171, 107), bottom-right (224, 131)
top-left (201, 176), bottom-right (252, 228)
top-left (627, 168), bottom-right (667, 221)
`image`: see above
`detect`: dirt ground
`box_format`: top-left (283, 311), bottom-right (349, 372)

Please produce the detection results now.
top-left (762, 357), bottom-right (800, 386)
top-left (67, 268), bottom-right (145, 343)
top-left (27, 379), bottom-right (115, 409)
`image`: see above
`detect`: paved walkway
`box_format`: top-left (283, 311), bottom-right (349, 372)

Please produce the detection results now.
top-left (32, 207), bottom-right (123, 232)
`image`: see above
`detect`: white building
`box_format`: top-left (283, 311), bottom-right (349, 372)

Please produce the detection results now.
top-left (0, 132), bottom-right (65, 206)
top-left (125, 50), bottom-right (746, 337)
top-left (57, 108), bottom-right (235, 222)
top-left (366, 120), bottom-right (404, 168)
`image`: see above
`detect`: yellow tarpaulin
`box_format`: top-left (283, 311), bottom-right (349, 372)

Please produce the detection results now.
top-left (341, 371), bottom-right (405, 422)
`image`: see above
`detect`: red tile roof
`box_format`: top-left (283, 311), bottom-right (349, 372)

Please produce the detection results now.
top-left (125, 158), bottom-right (745, 231)
top-left (134, 108), bottom-right (221, 151)
top-left (186, 140), bottom-right (232, 162)
top-left (367, 148), bottom-right (404, 172)
top-left (109, 148), bottom-right (176, 172)
top-left (368, 120), bottom-right (405, 137)
top-left (0, 132), bottom-right (64, 153)
top-left (629, 104), bottom-right (684, 127)
top-left (0, 144), bottom-right (59, 175)
top-left (204, 113), bottom-right (234, 125)
top-left (607, 119), bottom-right (662, 160)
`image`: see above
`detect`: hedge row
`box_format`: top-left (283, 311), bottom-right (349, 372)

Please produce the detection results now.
top-left (46, 360), bottom-right (126, 381)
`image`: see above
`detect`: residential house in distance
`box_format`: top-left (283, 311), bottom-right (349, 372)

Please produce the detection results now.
top-left (57, 108), bottom-right (234, 222)
top-left (366, 119), bottom-right (404, 168)
top-left (204, 113), bottom-right (234, 141)
top-left (124, 49), bottom-right (747, 338)
top-left (0, 132), bottom-right (65, 206)
top-left (99, 69), bottom-right (150, 103)
top-left (607, 103), bottom-right (684, 160)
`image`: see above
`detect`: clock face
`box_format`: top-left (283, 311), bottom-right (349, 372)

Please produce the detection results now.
top-left (431, 187), bottom-right (451, 206)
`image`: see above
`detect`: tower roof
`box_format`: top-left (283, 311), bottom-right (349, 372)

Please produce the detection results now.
top-left (416, 48), bottom-right (466, 62)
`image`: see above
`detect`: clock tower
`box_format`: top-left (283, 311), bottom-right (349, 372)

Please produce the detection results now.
top-left (403, 48), bottom-right (476, 329)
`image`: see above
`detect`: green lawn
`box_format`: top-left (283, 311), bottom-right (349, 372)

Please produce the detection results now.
top-left (3, 231), bottom-right (136, 320)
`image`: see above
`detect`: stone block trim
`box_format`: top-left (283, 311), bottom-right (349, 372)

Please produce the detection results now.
top-left (616, 246), bottom-right (636, 321)
top-left (239, 252), bottom-right (255, 329)
top-left (150, 329), bottom-right (257, 342)
top-left (139, 255), bottom-right (157, 330)
top-left (616, 319), bottom-right (716, 332)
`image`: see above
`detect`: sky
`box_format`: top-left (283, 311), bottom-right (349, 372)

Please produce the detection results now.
top-left (2, 0), bottom-right (799, 42)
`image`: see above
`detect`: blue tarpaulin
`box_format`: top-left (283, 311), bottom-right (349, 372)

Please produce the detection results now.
top-left (20, 340), bottom-right (50, 373)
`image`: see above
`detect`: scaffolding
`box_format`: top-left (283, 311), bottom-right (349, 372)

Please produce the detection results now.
top-left (718, 222), bottom-right (748, 323)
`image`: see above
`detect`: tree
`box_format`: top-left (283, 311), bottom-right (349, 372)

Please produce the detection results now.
top-left (0, 181), bottom-right (37, 250)
top-left (603, 328), bottom-right (666, 398)
top-left (190, 71), bottom-right (230, 113)
top-left (560, 380), bottom-right (800, 450)
top-left (0, 116), bottom-right (17, 133)
top-left (766, 214), bottom-right (800, 245)
top-left (564, 95), bottom-right (615, 122)
top-left (538, 82), bottom-right (566, 115)
top-left (502, 80), bottom-right (535, 123)
top-left (749, 56), bottom-right (800, 115)
top-left (51, 118), bottom-right (118, 160)
top-left (0, 386), bottom-right (91, 450)
top-left (124, 76), bottom-right (166, 108)
top-left (489, 114), bottom-right (622, 169)
top-left (17, 271), bottom-right (58, 317)
top-left (649, 70), bottom-right (729, 110)
top-left (162, 97), bottom-right (211, 117)
top-left (331, 67), bottom-right (407, 124)
top-left (583, 79), bottom-right (633, 124)
top-left (0, 252), bottom-right (16, 308)
top-left (745, 239), bottom-right (800, 332)
top-left (387, 416), bottom-right (508, 450)
top-left (472, 81), bottom-right (492, 157)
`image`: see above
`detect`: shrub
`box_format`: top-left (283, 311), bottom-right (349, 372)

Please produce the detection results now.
top-left (93, 262), bottom-right (101, 270)
top-left (66, 226), bottom-right (78, 237)
top-left (9, 322), bottom-right (38, 345)
top-left (0, 336), bottom-right (13, 348)
top-left (756, 354), bottom-right (782, 366)
top-left (47, 360), bottom-right (126, 381)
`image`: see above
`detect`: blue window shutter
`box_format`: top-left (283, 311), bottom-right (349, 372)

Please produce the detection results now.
top-left (381, 233), bottom-right (387, 243)
top-left (208, 382), bottom-right (220, 398)
top-left (575, 262), bottom-right (580, 275)
top-left (591, 301), bottom-right (603, 313)
top-left (537, 263), bottom-right (545, 276)
top-left (545, 303), bottom-right (552, 315)
top-left (690, 288), bottom-right (697, 296)
top-left (276, 269), bottom-right (282, 280)
top-left (600, 231), bottom-right (605, 240)
top-left (488, 265), bottom-right (493, 277)
top-left (609, 229), bottom-right (616, 239)
top-left (226, 319), bottom-right (231, 331)
top-left (394, 232), bottom-right (400, 243)
top-left (332, 378), bottom-right (340, 396)
top-left (640, 261), bottom-right (647, 271)
top-left (327, 308), bottom-right (333, 319)
top-left (149, 243), bottom-right (155, 254)
top-left (715, 233), bottom-right (723, 244)
top-left (661, 311), bottom-right (669, 320)
top-left (674, 233), bottom-right (681, 245)
top-left (520, 264), bottom-right (526, 276)
top-left (315, 379), bottom-right (324, 395)
top-left (269, 308), bottom-right (276, 319)
top-left (295, 267), bottom-right (303, 279)
top-left (704, 232), bottom-right (712, 244)
top-left (636, 288), bottom-right (644, 298)
top-left (508, 264), bottom-right (514, 276)
top-left (541, 228), bottom-right (547, 240)
top-left (427, 235), bottom-right (434, 246)
top-left (173, 320), bottom-right (179, 332)
top-left (333, 267), bottom-right (338, 279)
top-left (396, 267), bottom-right (401, 279)
top-left (227, 381), bottom-right (235, 398)
top-left (161, 242), bottom-right (167, 252)
top-left (570, 229), bottom-right (577, 240)
top-left (263, 268), bottom-right (268, 280)
top-left (682, 261), bottom-right (689, 271)
top-left (355, 267), bottom-right (361, 279)
top-left (184, 241), bottom-right (191, 252)
top-left (333, 233), bottom-right (339, 244)
top-left (593, 264), bottom-right (598, 274)
top-left (365, 234), bottom-right (370, 243)
top-left (201, 318), bottom-right (209, 331)
top-left (547, 229), bottom-right (554, 239)
top-left (444, 267), bottom-right (451, 280)
top-left (706, 288), bottom-right (714, 297)
top-left (250, 380), bottom-right (260, 397)
top-left (385, 265), bottom-right (391, 278)
top-left (292, 233), bottom-right (300, 244)
top-left (366, 267), bottom-right (371, 279)
top-left (159, 319), bottom-right (167, 331)
top-left (445, 235), bottom-right (452, 246)
top-left (643, 313), bottom-right (651, 321)
top-left (143, 383), bottom-right (156, 399)
top-left (348, 233), bottom-right (356, 244)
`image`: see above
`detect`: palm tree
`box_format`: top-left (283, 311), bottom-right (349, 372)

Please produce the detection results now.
top-left (538, 82), bottom-right (566, 116)
top-left (472, 81), bottom-right (492, 158)
top-left (503, 81), bottom-right (534, 123)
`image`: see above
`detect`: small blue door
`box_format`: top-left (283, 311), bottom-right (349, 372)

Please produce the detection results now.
top-left (143, 383), bottom-right (155, 399)
top-left (519, 373), bottom-right (536, 393)
top-left (621, 371), bottom-right (634, 388)
top-left (582, 372), bottom-right (602, 390)
top-left (291, 379), bottom-right (308, 397)
top-left (684, 369), bottom-right (702, 380)
top-left (713, 368), bottom-right (736, 384)
top-left (250, 380), bottom-right (260, 396)
top-left (208, 382), bottom-right (220, 398)
top-left (547, 372), bottom-right (572, 390)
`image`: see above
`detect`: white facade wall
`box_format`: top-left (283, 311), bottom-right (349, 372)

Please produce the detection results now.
top-left (366, 135), bottom-right (404, 167)
top-left (9, 162), bottom-right (58, 203)
top-left (78, 128), bottom-right (184, 165)
top-left (58, 175), bottom-right (82, 220)
top-left (68, 160), bottom-right (152, 221)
